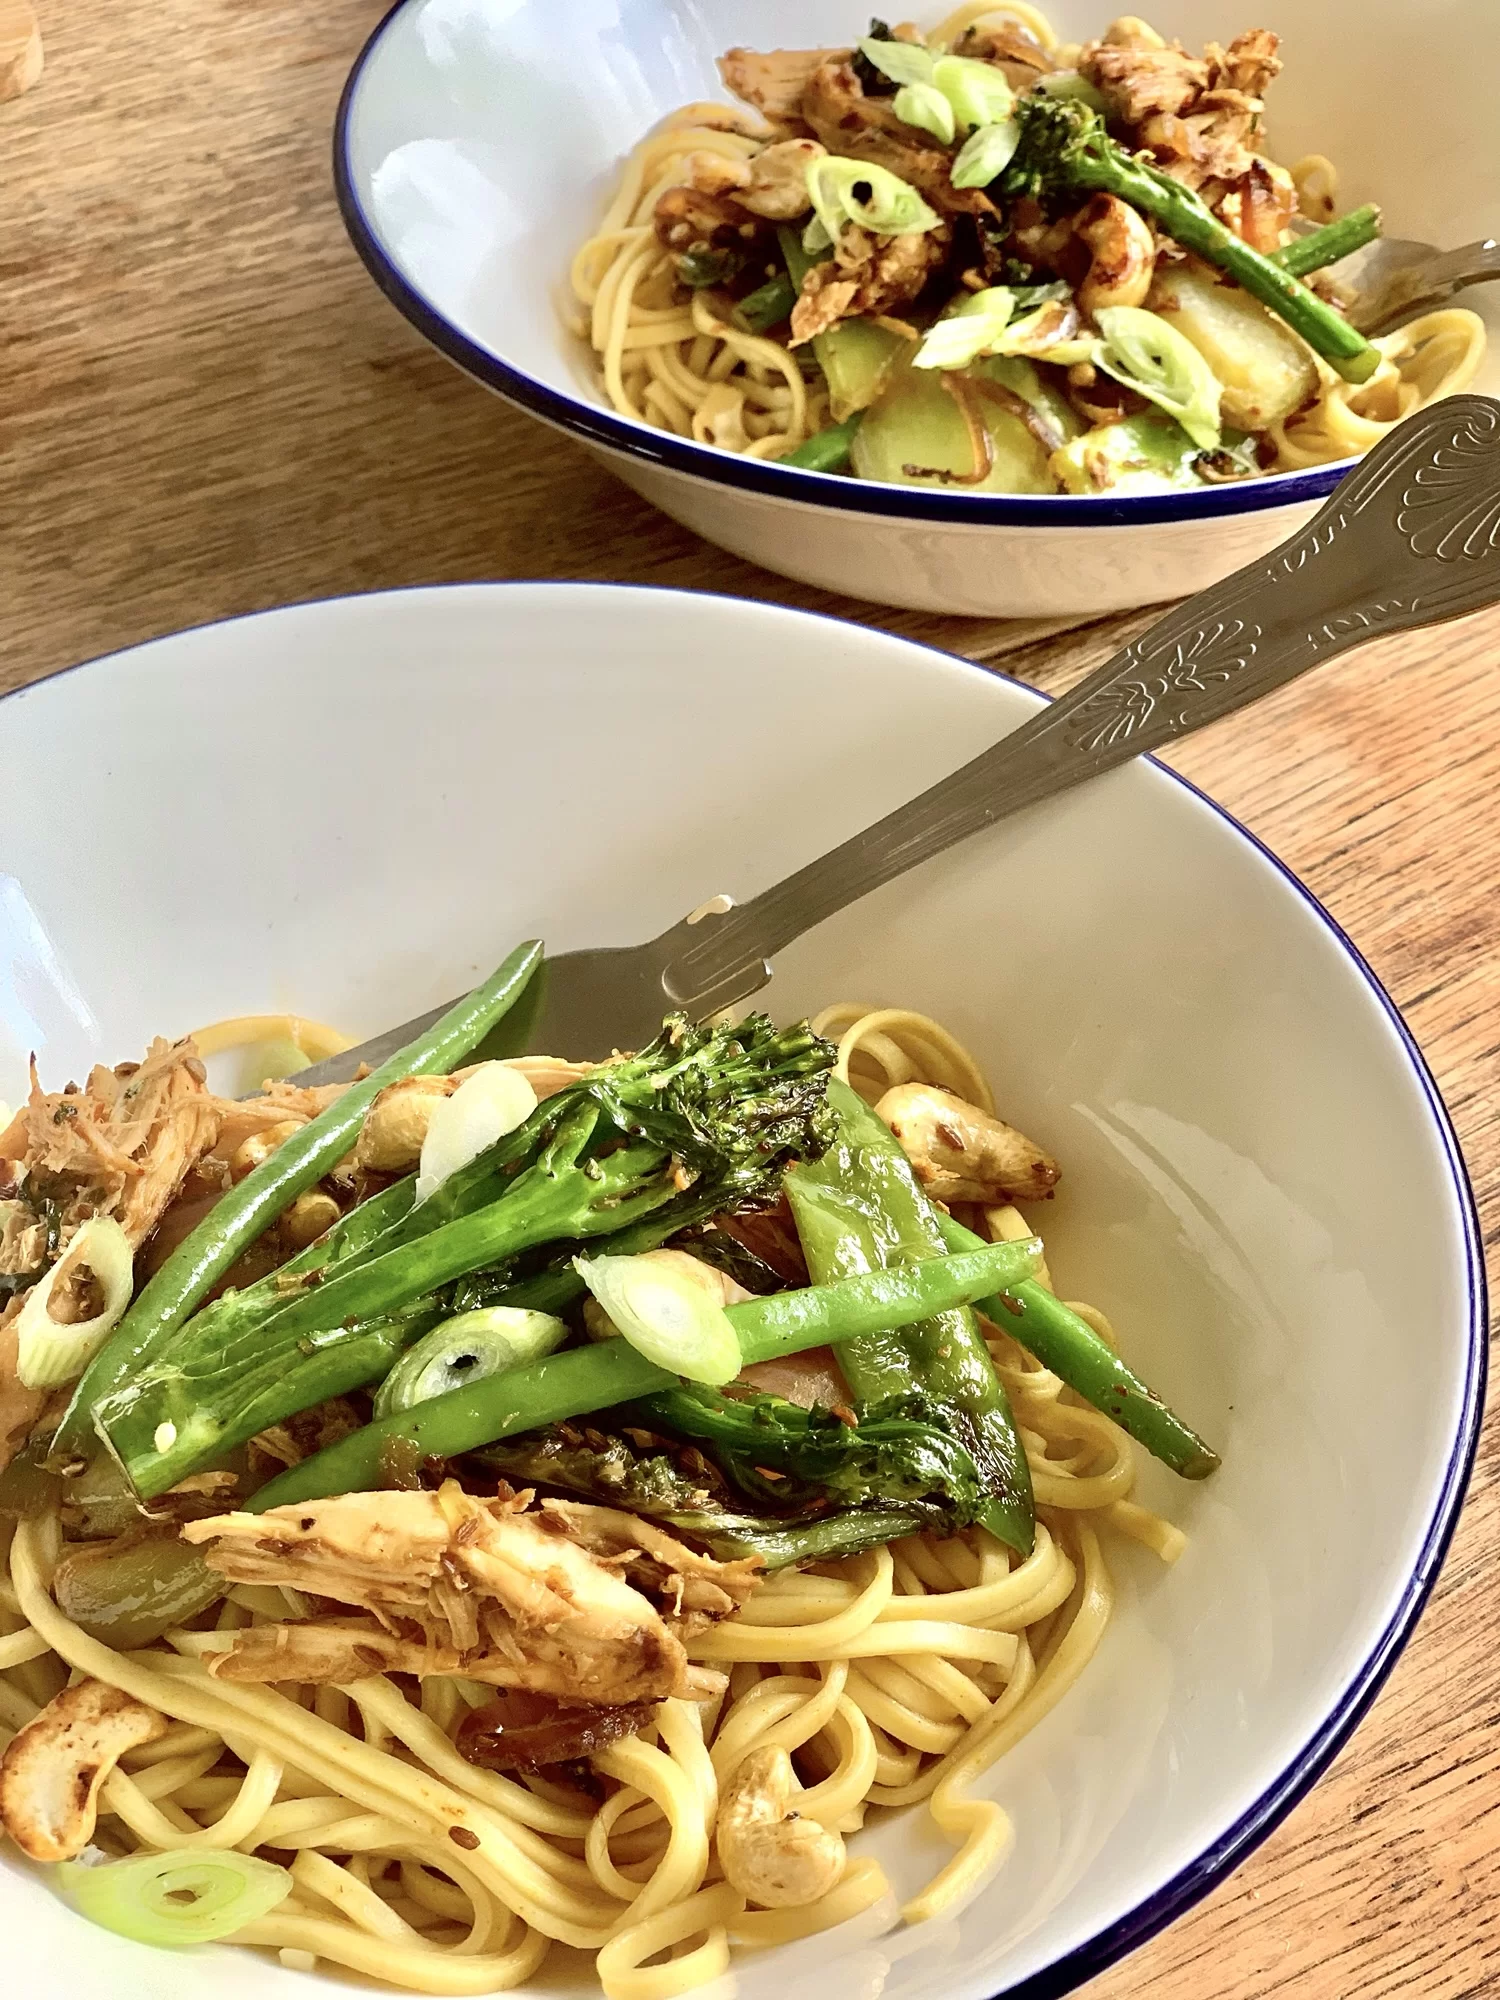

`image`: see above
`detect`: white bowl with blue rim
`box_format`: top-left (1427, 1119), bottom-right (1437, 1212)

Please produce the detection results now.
top-left (333, 0), bottom-right (1500, 617)
top-left (1, 581), bottom-right (1483, 1999)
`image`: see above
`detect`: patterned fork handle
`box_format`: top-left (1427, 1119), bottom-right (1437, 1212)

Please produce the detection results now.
top-left (666, 395), bottom-right (1500, 1016)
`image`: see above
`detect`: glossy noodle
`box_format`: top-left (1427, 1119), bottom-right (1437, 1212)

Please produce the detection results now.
top-left (0, 1005), bottom-right (1184, 1997)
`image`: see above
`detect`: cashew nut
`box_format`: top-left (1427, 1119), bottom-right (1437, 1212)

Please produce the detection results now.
top-left (354, 1076), bottom-right (457, 1173)
top-left (715, 1745), bottom-right (845, 1908)
top-left (876, 1082), bottom-right (1060, 1204)
top-left (228, 1118), bottom-right (303, 1182)
top-left (739, 138), bottom-right (826, 220)
top-left (0, 1678), bottom-right (168, 1861)
top-left (280, 1189), bottom-right (341, 1249)
top-left (1074, 193), bottom-right (1157, 316)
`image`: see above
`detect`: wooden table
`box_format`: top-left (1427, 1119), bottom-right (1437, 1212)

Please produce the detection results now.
top-left (4, 6), bottom-right (1498, 1994)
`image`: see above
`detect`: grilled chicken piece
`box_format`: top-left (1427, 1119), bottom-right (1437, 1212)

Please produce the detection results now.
top-left (718, 45), bottom-right (846, 128)
top-left (1082, 29), bottom-right (1282, 199)
top-left (801, 60), bottom-right (994, 217)
top-left (541, 1500), bottom-right (762, 1636)
top-left (182, 1484), bottom-right (759, 1700)
top-left (790, 221), bottom-right (950, 343)
top-left (876, 1083), bottom-right (1060, 1204)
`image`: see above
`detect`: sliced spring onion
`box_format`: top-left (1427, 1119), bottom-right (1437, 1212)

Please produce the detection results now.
top-left (372, 1307), bottom-right (567, 1418)
top-left (15, 1218), bottom-right (134, 1390)
top-left (574, 1253), bottom-right (740, 1387)
top-left (1038, 70), bottom-right (1110, 111)
top-left (414, 1061), bottom-right (538, 1205)
top-left (54, 1848), bottom-right (292, 1946)
top-left (986, 299), bottom-right (1097, 364)
top-left (951, 119), bottom-right (1021, 189)
top-left (914, 287), bottom-right (1017, 370)
top-left (932, 54), bottom-right (1015, 131)
top-left (1095, 305), bottom-right (1224, 448)
top-left (804, 157), bottom-right (940, 253)
top-left (855, 36), bottom-right (936, 89)
top-left (893, 80), bottom-right (955, 143)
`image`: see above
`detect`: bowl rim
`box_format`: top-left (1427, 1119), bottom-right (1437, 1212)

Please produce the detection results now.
top-left (2, 579), bottom-right (1486, 2000)
top-left (332, 0), bottom-right (1354, 533)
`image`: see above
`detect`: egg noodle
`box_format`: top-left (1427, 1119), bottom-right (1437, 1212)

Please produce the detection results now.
top-left (0, 1005), bottom-right (1182, 1997)
top-left (567, 5), bottom-right (1485, 480)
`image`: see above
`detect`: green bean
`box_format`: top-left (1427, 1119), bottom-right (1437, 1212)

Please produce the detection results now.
top-left (51, 940), bottom-right (543, 1465)
top-left (734, 271), bottom-right (798, 333)
top-left (245, 1237), bottom-right (1042, 1511)
top-left (780, 412), bottom-right (865, 473)
top-left (933, 1210), bottom-right (1220, 1479)
top-left (786, 1079), bottom-right (1036, 1555)
top-left (1272, 205), bottom-right (1381, 280)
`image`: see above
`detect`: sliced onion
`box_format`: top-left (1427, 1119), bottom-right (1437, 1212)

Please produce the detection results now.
top-left (372, 1307), bottom-right (567, 1418)
top-left (951, 118), bottom-right (1021, 190)
top-left (415, 1061), bottom-right (537, 1204)
top-left (15, 1217), bottom-right (135, 1390)
top-left (54, 1848), bottom-right (292, 1946)
top-left (573, 1253), bottom-right (741, 1387)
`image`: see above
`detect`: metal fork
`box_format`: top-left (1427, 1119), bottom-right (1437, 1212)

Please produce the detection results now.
top-left (294, 394), bottom-right (1500, 1082)
top-left (1341, 235), bottom-right (1500, 337)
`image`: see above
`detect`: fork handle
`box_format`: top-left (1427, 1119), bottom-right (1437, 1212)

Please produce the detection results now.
top-left (664, 395), bottom-right (1500, 1016)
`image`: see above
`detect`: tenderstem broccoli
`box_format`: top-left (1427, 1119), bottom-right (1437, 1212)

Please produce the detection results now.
top-left (997, 96), bottom-right (1380, 382)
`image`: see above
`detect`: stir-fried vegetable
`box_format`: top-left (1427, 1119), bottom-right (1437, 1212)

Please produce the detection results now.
top-left (478, 1425), bottom-right (928, 1568)
top-left (575, 1253), bottom-right (741, 1385)
top-left (932, 1209), bottom-right (1220, 1478)
top-left (245, 1236), bottom-right (1043, 1512)
top-left (52, 939), bottom-right (545, 1464)
top-left (995, 95), bottom-right (1381, 382)
top-left (95, 1014), bottom-right (840, 1497)
top-left (54, 1849), bottom-right (292, 1946)
top-left (1051, 408), bottom-right (1247, 495)
top-left (629, 1380), bottom-right (991, 1525)
top-left (15, 1217), bottom-right (134, 1389)
top-left (786, 1079), bottom-right (1036, 1555)
top-left (804, 156), bottom-right (939, 254)
top-left (1273, 204), bottom-right (1381, 279)
top-left (778, 226), bottom-right (907, 420)
top-left (371, 1307), bottom-right (567, 1419)
top-left (1093, 306), bottom-right (1223, 449)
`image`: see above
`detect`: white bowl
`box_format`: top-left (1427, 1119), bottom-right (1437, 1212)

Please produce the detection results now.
top-left (0, 583), bottom-right (1483, 1999)
top-left (334, 0), bottom-right (1500, 617)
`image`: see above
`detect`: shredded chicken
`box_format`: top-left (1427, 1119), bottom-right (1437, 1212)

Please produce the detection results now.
top-left (718, 45), bottom-right (847, 129)
top-left (738, 137), bottom-right (825, 220)
top-left (542, 1499), bottom-right (761, 1635)
top-left (1082, 37), bottom-right (1209, 120)
top-left (1082, 28), bottom-right (1285, 209)
top-left (182, 1483), bottom-right (760, 1700)
top-left (790, 221), bottom-right (950, 344)
top-left (801, 60), bottom-right (994, 218)
top-left (1, 1038), bottom-right (220, 1260)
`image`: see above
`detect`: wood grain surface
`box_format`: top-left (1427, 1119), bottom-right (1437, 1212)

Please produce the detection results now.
top-left (1, 6), bottom-right (1497, 1997)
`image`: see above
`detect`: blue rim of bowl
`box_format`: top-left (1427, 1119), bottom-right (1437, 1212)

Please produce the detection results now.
top-left (2, 580), bottom-right (1486, 1997)
top-left (331, 0), bottom-right (1351, 531)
